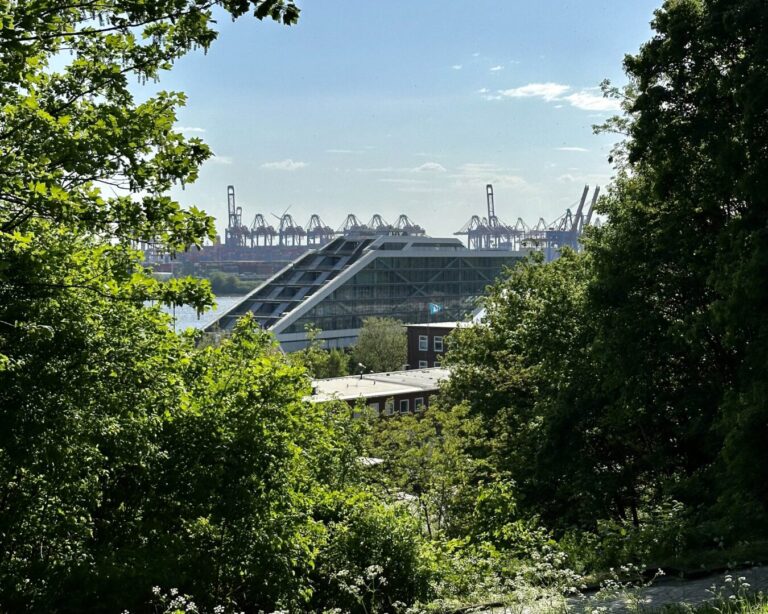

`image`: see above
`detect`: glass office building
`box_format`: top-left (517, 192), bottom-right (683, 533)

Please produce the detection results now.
top-left (208, 235), bottom-right (523, 351)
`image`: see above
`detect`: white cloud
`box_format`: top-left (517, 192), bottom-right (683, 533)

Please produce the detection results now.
top-left (478, 87), bottom-right (503, 101)
top-left (356, 163), bottom-right (447, 174)
top-left (499, 82), bottom-right (570, 101)
top-left (452, 163), bottom-right (527, 190)
top-left (260, 159), bottom-right (307, 171)
top-left (557, 174), bottom-right (578, 183)
top-left (491, 82), bottom-right (621, 112)
top-left (458, 163), bottom-right (503, 175)
top-left (555, 146), bottom-right (589, 152)
top-left (563, 91), bottom-right (621, 111)
top-left (209, 155), bottom-right (232, 165)
top-left (413, 162), bottom-right (446, 173)
top-left (177, 126), bottom-right (206, 133)
top-left (452, 64), bottom-right (463, 70)
top-left (490, 65), bottom-right (504, 72)
top-left (472, 52), bottom-right (480, 57)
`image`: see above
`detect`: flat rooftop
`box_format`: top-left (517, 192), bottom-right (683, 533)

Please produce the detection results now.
top-left (404, 321), bottom-right (473, 329)
top-left (310, 367), bottom-right (449, 403)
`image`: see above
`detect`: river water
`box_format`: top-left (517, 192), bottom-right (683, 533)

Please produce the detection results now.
top-left (164, 295), bottom-right (243, 331)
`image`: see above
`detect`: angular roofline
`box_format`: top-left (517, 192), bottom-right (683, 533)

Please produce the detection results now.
top-left (205, 234), bottom-right (527, 336)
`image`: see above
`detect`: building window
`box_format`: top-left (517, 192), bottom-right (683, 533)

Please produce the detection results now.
top-left (434, 336), bottom-right (444, 352)
top-left (385, 398), bottom-right (395, 416)
top-left (418, 335), bottom-right (428, 351)
top-left (414, 397), bottom-right (424, 412)
top-left (418, 360), bottom-right (428, 369)
top-left (434, 360), bottom-right (441, 367)
top-left (367, 402), bottom-right (380, 417)
top-left (399, 399), bottom-right (409, 414)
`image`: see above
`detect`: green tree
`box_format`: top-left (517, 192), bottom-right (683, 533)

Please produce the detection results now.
top-left (0, 259), bottom-right (365, 609)
top-left (0, 0), bottom-right (301, 359)
top-left (441, 251), bottom-right (619, 528)
top-left (310, 492), bottom-right (434, 614)
top-left (366, 403), bottom-right (484, 538)
top-left (588, 0), bottom-right (768, 532)
top-left (444, 0), bottom-right (768, 544)
top-left (0, 0), bottom-right (379, 610)
top-left (137, 321), bottom-right (363, 612)
top-left (351, 316), bottom-right (407, 374)
top-left (294, 325), bottom-right (350, 379)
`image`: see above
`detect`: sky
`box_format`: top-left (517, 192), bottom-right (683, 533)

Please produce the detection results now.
top-left (156, 0), bottom-right (662, 240)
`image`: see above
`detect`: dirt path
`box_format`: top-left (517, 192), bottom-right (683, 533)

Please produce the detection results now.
top-left (571, 565), bottom-right (768, 612)
top-left (472, 566), bottom-right (768, 613)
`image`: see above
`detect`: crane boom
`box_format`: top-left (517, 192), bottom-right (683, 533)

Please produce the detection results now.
top-left (572, 184), bottom-right (589, 232)
top-left (486, 184), bottom-right (497, 227)
top-left (585, 186), bottom-right (601, 227)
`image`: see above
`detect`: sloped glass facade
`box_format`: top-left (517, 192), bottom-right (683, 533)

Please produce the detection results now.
top-left (208, 234), bottom-right (524, 349)
top-left (283, 253), bottom-right (519, 333)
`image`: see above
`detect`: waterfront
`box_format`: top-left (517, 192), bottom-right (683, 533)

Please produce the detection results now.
top-left (165, 295), bottom-right (242, 330)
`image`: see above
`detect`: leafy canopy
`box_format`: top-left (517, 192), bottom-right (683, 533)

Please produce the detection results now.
top-left (351, 316), bottom-right (407, 374)
top-left (0, 0), bottom-right (299, 326)
top-left (444, 0), bottom-right (768, 548)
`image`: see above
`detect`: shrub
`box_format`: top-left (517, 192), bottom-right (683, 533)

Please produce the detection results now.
top-left (310, 492), bottom-right (434, 613)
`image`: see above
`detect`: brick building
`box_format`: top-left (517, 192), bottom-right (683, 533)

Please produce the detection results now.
top-left (309, 368), bottom-right (448, 416)
top-left (405, 322), bottom-right (471, 369)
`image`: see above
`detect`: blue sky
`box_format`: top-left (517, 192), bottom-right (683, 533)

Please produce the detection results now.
top-left (159, 0), bottom-right (662, 240)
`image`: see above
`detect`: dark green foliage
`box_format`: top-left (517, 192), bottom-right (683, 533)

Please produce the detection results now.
top-left (592, 0), bottom-right (768, 532)
top-left (443, 0), bottom-right (768, 559)
top-left (442, 251), bottom-right (615, 527)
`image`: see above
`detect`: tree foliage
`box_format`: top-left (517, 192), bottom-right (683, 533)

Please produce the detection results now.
top-left (442, 252), bottom-right (617, 527)
top-left (444, 0), bottom-right (768, 547)
top-left (619, 0), bottom-right (768, 521)
top-left (0, 0), bottom-right (374, 610)
top-left (588, 0), bottom-right (768, 531)
top-left (351, 316), bottom-right (407, 374)
top-left (310, 492), bottom-right (434, 614)
top-left (293, 325), bottom-right (350, 379)
top-left (366, 403), bottom-right (484, 539)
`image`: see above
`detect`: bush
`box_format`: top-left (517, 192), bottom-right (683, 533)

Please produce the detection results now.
top-left (560, 499), bottom-right (689, 572)
top-left (310, 492), bottom-right (434, 613)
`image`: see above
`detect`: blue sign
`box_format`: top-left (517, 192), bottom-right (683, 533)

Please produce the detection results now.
top-left (428, 303), bottom-right (443, 315)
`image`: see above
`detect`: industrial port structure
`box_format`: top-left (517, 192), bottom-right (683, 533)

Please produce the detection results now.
top-left (221, 182), bottom-right (601, 257)
top-left (454, 183), bottom-right (601, 258)
top-left (222, 185), bottom-right (426, 249)
top-left (149, 183), bottom-right (601, 279)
